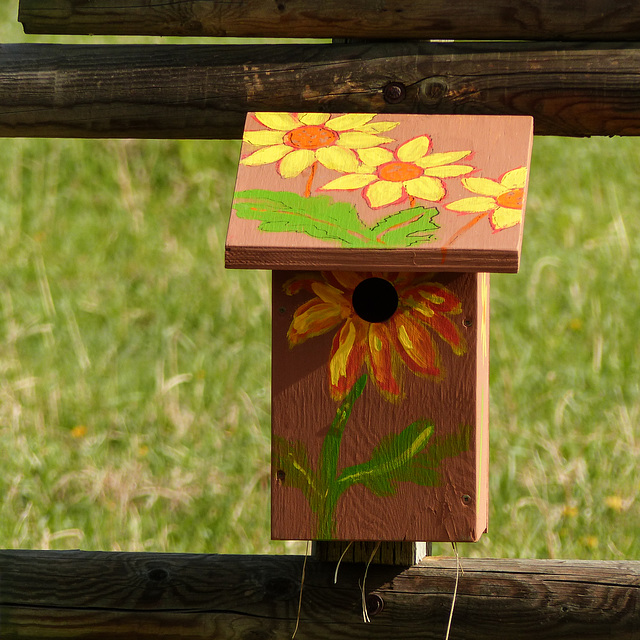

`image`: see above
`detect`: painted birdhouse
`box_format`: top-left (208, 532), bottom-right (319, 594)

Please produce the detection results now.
top-left (226, 112), bottom-right (533, 542)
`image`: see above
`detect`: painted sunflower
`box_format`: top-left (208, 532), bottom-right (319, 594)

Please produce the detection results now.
top-left (319, 135), bottom-right (474, 209)
top-left (445, 167), bottom-right (528, 231)
top-left (241, 113), bottom-right (398, 180)
top-left (285, 271), bottom-right (467, 402)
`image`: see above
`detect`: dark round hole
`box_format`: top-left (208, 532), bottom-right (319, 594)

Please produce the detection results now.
top-left (352, 278), bottom-right (399, 323)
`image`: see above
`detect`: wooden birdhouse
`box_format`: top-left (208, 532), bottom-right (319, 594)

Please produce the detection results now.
top-left (226, 112), bottom-right (533, 542)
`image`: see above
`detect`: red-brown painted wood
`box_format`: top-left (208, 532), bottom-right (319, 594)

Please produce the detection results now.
top-left (271, 270), bottom-right (489, 541)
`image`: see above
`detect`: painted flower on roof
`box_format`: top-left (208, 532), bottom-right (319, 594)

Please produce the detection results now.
top-left (445, 167), bottom-right (528, 231)
top-left (241, 112), bottom-right (398, 195)
top-left (285, 271), bottom-right (467, 402)
top-left (319, 135), bottom-right (474, 209)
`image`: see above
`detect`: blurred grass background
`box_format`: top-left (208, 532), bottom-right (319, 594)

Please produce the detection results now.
top-left (0, 5), bottom-right (638, 559)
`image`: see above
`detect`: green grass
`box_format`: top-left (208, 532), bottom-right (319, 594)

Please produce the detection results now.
top-left (0, 6), bottom-right (638, 558)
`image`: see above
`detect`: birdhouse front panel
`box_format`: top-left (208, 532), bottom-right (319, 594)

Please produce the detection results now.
top-left (226, 112), bottom-right (533, 273)
top-left (271, 270), bottom-right (489, 541)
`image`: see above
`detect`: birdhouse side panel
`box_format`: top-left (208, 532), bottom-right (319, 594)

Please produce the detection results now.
top-left (271, 270), bottom-right (487, 541)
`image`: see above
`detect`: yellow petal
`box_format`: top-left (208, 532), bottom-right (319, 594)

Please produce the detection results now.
top-left (417, 150), bottom-right (471, 169)
top-left (501, 166), bottom-right (528, 189)
top-left (446, 196), bottom-right (496, 213)
top-left (278, 148), bottom-right (316, 178)
top-left (330, 321), bottom-right (357, 386)
top-left (357, 146), bottom-right (394, 167)
top-left (326, 113), bottom-right (375, 131)
top-left (320, 173), bottom-right (377, 191)
top-left (364, 179), bottom-right (404, 208)
top-left (396, 135), bottom-right (431, 162)
top-left (290, 301), bottom-right (342, 341)
top-left (423, 164), bottom-right (474, 178)
top-left (491, 206), bottom-right (522, 230)
top-left (316, 146), bottom-right (359, 173)
top-left (361, 120), bottom-right (400, 134)
top-left (462, 176), bottom-right (506, 197)
top-left (298, 112), bottom-right (331, 126)
top-left (404, 176), bottom-right (446, 202)
top-left (333, 271), bottom-right (364, 290)
top-left (337, 132), bottom-right (394, 149)
top-left (243, 129), bottom-right (285, 146)
top-left (241, 145), bottom-right (290, 166)
top-left (311, 281), bottom-right (349, 307)
top-left (254, 112), bottom-right (299, 131)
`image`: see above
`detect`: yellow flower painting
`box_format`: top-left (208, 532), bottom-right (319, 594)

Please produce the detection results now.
top-left (445, 167), bottom-right (528, 231)
top-left (241, 112), bottom-right (398, 195)
top-left (319, 135), bottom-right (474, 209)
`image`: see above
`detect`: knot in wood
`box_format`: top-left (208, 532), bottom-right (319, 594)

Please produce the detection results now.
top-left (419, 78), bottom-right (448, 105)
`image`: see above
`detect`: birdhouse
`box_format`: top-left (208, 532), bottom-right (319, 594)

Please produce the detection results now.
top-left (226, 112), bottom-right (533, 542)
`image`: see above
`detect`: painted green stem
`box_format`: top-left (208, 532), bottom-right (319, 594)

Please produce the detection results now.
top-left (315, 374), bottom-right (367, 538)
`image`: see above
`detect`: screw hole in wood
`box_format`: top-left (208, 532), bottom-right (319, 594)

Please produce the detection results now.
top-left (365, 593), bottom-right (384, 617)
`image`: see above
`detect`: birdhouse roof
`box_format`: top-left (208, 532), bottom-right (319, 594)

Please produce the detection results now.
top-left (226, 112), bottom-right (533, 273)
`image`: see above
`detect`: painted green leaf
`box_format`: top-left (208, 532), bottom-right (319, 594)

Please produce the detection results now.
top-left (233, 189), bottom-right (371, 247)
top-left (391, 423), bottom-right (473, 487)
top-left (336, 419), bottom-right (435, 496)
top-left (370, 206), bottom-right (440, 246)
top-left (233, 190), bottom-right (441, 248)
top-left (336, 422), bottom-right (472, 497)
top-left (273, 436), bottom-right (324, 511)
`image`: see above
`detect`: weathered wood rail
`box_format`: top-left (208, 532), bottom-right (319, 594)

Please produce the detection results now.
top-left (2, 41), bottom-right (640, 139)
top-left (1, 550), bottom-right (638, 639)
top-left (18, 0), bottom-right (640, 41)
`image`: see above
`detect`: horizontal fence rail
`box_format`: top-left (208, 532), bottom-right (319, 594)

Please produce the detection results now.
top-left (18, 0), bottom-right (640, 41)
top-left (1, 550), bottom-right (639, 639)
top-left (1, 42), bottom-right (640, 139)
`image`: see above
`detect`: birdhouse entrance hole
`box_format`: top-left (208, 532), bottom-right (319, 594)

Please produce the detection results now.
top-left (352, 277), bottom-right (399, 323)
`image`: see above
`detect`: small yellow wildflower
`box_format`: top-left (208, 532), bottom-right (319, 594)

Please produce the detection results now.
top-left (71, 425), bottom-right (88, 438)
top-left (604, 495), bottom-right (625, 512)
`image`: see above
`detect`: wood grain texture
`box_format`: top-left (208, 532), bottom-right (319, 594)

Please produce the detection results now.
top-left (271, 271), bottom-right (488, 542)
top-left (1, 550), bottom-right (638, 639)
top-left (226, 113), bottom-right (532, 274)
top-left (18, 0), bottom-right (640, 41)
top-left (1, 42), bottom-right (640, 140)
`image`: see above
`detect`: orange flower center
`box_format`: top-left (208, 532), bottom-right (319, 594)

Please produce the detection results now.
top-left (377, 161), bottom-right (423, 183)
top-left (284, 125), bottom-right (339, 150)
top-left (496, 188), bottom-right (524, 209)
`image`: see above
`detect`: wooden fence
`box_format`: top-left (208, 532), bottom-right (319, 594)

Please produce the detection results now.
top-left (1, 1), bottom-right (639, 638)
top-left (2, 550), bottom-right (639, 639)
top-left (1, 41), bottom-right (640, 139)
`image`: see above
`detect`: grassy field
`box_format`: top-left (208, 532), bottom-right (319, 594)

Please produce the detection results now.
top-left (0, 6), bottom-right (638, 559)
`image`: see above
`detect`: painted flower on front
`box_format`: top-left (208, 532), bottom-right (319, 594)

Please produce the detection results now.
top-left (445, 167), bottom-right (528, 231)
top-left (285, 271), bottom-right (467, 402)
top-left (319, 135), bottom-right (474, 209)
top-left (241, 112), bottom-right (398, 180)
